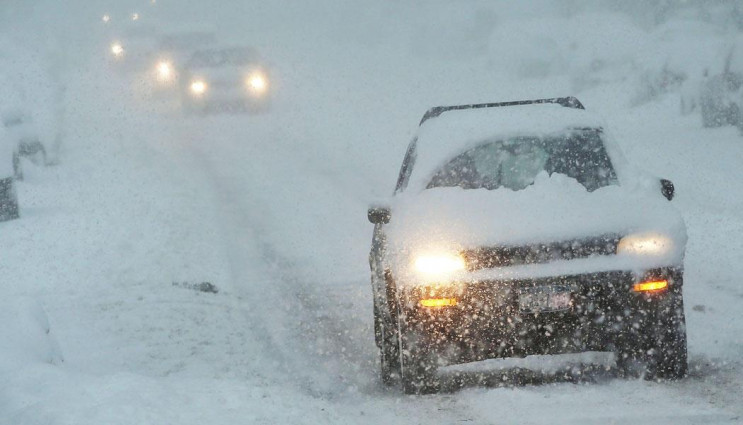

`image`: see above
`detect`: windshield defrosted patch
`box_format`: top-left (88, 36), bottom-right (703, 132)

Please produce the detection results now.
top-left (471, 141), bottom-right (550, 191)
top-left (427, 129), bottom-right (617, 192)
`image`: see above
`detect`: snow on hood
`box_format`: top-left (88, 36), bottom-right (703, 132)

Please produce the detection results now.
top-left (0, 297), bottom-right (63, 371)
top-left (386, 172), bottom-right (686, 274)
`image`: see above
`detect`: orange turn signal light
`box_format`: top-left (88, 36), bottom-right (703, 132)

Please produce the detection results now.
top-left (420, 298), bottom-right (458, 308)
top-left (633, 279), bottom-right (668, 293)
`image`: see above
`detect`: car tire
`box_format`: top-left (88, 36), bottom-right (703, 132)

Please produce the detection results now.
top-left (0, 177), bottom-right (20, 222)
top-left (374, 302), bottom-right (401, 386)
top-left (398, 321), bottom-right (439, 394)
top-left (616, 287), bottom-right (688, 380)
top-left (648, 290), bottom-right (688, 380)
top-left (379, 317), bottom-right (401, 386)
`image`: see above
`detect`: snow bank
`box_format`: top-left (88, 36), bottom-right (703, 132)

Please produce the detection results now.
top-left (0, 297), bottom-right (62, 371)
top-left (0, 35), bottom-right (58, 161)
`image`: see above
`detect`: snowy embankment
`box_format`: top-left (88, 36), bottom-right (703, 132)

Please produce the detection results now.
top-left (0, 74), bottom-right (352, 425)
top-left (2, 2), bottom-right (743, 424)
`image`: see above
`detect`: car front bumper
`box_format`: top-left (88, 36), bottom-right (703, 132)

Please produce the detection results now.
top-left (397, 267), bottom-right (683, 366)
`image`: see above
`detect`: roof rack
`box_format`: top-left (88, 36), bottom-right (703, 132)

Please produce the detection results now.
top-left (419, 96), bottom-right (585, 125)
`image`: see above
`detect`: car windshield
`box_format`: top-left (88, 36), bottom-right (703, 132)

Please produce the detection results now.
top-left (427, 129), bottom-right (617, 192)
top-left (187, 48), bottom-right (258, 68)
top-left (158, 32), bottom-right (216, 52)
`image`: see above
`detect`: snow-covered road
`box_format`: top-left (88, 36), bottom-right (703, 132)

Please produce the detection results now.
top-left (2, 1), bottom-right (743, 424)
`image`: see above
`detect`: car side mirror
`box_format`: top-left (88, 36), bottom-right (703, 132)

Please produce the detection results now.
top-left (368, 206), bottom-right (391, 224)
top-left (660, 179), bottom-right (674, 201)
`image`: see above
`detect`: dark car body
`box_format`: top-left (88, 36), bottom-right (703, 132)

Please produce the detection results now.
top-left (367, 98), bottom-right (688, 394)
top-left (180, 47), bottom-right (270, 114)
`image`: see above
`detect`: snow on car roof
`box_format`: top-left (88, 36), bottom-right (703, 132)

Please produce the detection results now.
top-left (406, 102), bottom-right (608, 192)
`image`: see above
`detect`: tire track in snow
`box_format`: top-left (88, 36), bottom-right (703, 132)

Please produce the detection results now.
top-left (172, 115), bottom-right (495, 424)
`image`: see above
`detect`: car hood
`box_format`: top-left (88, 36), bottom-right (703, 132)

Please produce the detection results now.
top-left (385, 172), bottom-right (686, 262)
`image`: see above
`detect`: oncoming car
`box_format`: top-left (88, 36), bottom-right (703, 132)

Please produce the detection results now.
top-left (180, 46), bottom-right (270, 114)
top-left (367, 98), bottom-right (687, 394)
top-left (106, 24), bottom-right (160, 73)
top-left (148, 29), bottom-right (218, 91)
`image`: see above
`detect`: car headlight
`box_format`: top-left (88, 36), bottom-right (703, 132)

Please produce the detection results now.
top-left (414, 253), bottom-right (466, 275)
top-left (190, 80), bottom-right (207, 95)
top-left (246, 72), bottom-right (268, 95)
top-left (156, 61), bottom-right (173, 81)
top-left (110, 42), bottom-right (124, 58)
top-left (616, 232), bottom-right (673, 256)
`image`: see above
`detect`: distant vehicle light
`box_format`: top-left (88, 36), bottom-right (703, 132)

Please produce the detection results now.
top-left (110, 42), bottom-right (124, 58)
top-left (246, 72), bottom-right (268, 95)
top-left (190, 80), bottom-right (207, 95)
top-left (102, 14), bottom-right (111, 23)
top-left (156, 61), bottom-right (173, 81)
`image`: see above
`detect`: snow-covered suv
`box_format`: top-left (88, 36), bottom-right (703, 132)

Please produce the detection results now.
top-left (367, 98), bottom-right (687, 394)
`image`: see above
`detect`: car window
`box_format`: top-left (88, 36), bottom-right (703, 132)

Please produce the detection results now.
top-left (427, 128), bottom-right (618, 192)
top-left (187, 48), bottom-right (258, 68)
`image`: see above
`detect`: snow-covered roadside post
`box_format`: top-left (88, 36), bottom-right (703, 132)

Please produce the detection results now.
top-left (0, 297), bottom-right (63, 373)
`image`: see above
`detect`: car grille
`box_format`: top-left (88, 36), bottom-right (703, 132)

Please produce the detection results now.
top-left (461, 234), bottom-right (621, 271)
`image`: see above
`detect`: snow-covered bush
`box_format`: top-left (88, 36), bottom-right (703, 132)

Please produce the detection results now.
top-left (0, 36), bottom-right (58, 163)
top-left (0, 297), bottom-right (63, 370)
top-left (0, 125), bottom-right (14, 179)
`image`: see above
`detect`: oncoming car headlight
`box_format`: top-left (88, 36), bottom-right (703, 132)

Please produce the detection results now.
top-left (156, 61), bottom-right (173, 82)
top-left (413, 253), bottom-right (466, 275)
top-left (110, 42), bottom-right (124, 58)
top-left (190, 80), bottom-right (207, 95)
top-left (246, 71), bottom-right (268, 96)
top-left (617, 232), bottom-right (673, 256)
